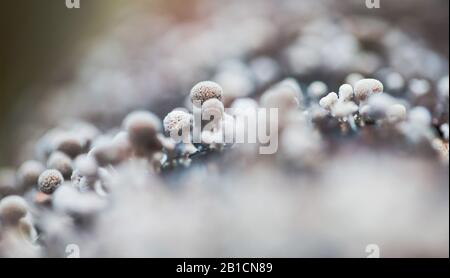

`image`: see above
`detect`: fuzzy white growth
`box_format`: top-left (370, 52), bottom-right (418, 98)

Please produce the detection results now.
top-left (0, 196), bottom-right (28, 224)
top-left (68, 121), bottom-right (100, 147)
top-left (307, 81), bottom-right (328, 98)
top-left (399, 106), bottom-right (434, 143)
top-left (368, 93), bottom-right (397, 110)
top-left (409, 106), bottom-right (432, 127)
top-left (338, 84), bottom-right (354, 101)
top-left (123, 111), bottom-right (162, 152)
top-left (260, 78), bottom-right (301, 110)
top-left (202, 98), bottom-right (224, 119)
top-left (38, 169), bottom-right (64, 194)
top-left (359, 104), bottom-right (371, 119)
top-left (386, 104), bottom-right (407, 123)
top-left (52, 132), bottom-right (84, 158)
top-left (163, 110), bottom-right (192, 135)
top-left (0, 169), bottom-right (16, 197)
top-left (409, 78), bottom-right (430, 97)
top-left (354, 78), bottom-right (383, 101)
top-left (385, 72), bottom-right (405, 90)
top-left (213, 61), bottom-right (254, 103)
top-left (112, 131), bottom-right (133, 154)
top-left (190, 81), bottom-right (223, 105)
top-left (332, 101), bottom-right (358, 118)
top-left (308, 104), bottom-right (329, 122)
top-left (123, 111), bottom-right (161, 137)
top-left (18, 215), bottom-right (38, 242)
top-left (47, 151), bottom-right (73, 179)
top-left (90, 133), bottom-right (132, 166)
top-left (319, 92), bottom-right (338, 111)
top-left (230, 98), bottom-right (259, 115)
top-left (281, 125), bottom-right (323, 167)
top-left (249, 57), bottom-right (280, 86)
top-left (74, 154), bottom-right (98, 177)
top-left (278, 78), bottom-right (303, 104)
top-left (16, 160), bottom-right (45, 189)
top-left (53, 185), bottom-right (106, 215)
top-left (345, 73), bottom-right (364, 86)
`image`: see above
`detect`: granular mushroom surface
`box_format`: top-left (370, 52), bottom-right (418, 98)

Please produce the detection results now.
top-left (0, 0), bottom-right (448, 258)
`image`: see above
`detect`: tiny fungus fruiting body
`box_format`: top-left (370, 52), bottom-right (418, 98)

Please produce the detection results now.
top-left (0, 169), bottom-right (17, 197)
top-left (53, 132), bottom-right (84, 158)
top-left (74, 154), bottom-right (98, 177)
top-left (332, 101), bottom-right (358, 118)
top-left (338, 84), bottom-right (354, 102)
top-left (123, 111), bottom-right (162, 153)
top-left (163, 110), bottom-right (192, 137)
top-left (307, 81), bottom-right (328, 99)
top-left (260, 78), bottom-right (301, 110)
top-left (202, 98), bottom-right (224, 121)
top-left (16, 160), bottom-right (46, 190)
top-left (354, 78), bottom-right (383, 101)
top-left (190, 81), bottom-right (223, 106)
top-left (319, 92), bottom-right (338, 111)
top-left (408, 78), bottom-right (431, 97)
top-left (386, 104), bottom-right (407, 123)
top-left (0, 195), bottom-right (28, 224)
top-left (38, 169), bottom-right (64, 194)
top-left (409, 106), bottom-right (432, 126)
top-left (47, 151), bottom-right (73, 179)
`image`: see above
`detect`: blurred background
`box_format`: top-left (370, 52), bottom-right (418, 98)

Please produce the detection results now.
top-left (0, 0), bottom-right (448, 258)
top-left (0, 0), bottom-right (190, 165)
top-left (0, 0), bottom-right (448, 165)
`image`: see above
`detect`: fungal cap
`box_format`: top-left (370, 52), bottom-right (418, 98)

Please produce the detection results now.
top-left (386, 104), bottom-right (407, 123)
top-left (53, 132), bottom-right (84, 158)
top-left (332, 101), bottom-right (358, 118)
top-left (163, 110), bottom-right (192, 135)
top-left (319, 92), bottom-right (338, 110)
top-left (0, 169), bottom-right (17, 196)
top-left (202, 98), bottom-right (224, 115)
top-left (74, 154), bottom-right (98, 177)
top-left (38, 169), bottom-right (64, 194)
top-left (260, 78), bottom-right (300, 110)
top-left (47, 151), bottom-right (73, 179)
top-left (16, 160), bottom-right (46, 188)
top-left (409, 106), bottom-right (432, 126)
top-left (307, 81), bottom-right (328, 98)
top-left (0, 195), bottom-right (28, 224)
top-left (338, 84), bottom-right (354, 101)
top-left (359, 104), bottom-right (371, 117)
top-left (123, 111), bottom-right (162, 135)
top-left (354, 78), bottom-right (383, 101)
top-left (409, 78), bottom-right (431, 96)
top-left (230, 98), bottom-right (258, 117)
top-left (190, 81), bottom-right (223, 105)
top-left (345, 73), bottom-right (364, 87)
top-left (123, 111), bottom-right (162, 152)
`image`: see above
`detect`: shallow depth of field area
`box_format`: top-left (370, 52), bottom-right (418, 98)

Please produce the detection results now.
top-left (0, 0), bottom-right (448, 257)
